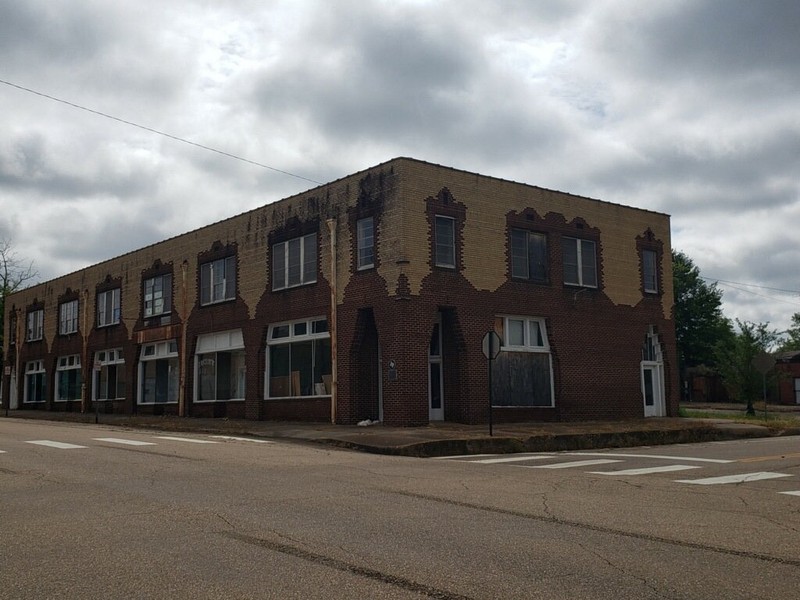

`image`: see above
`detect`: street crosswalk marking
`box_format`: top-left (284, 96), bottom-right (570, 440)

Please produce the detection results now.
top-left (209, 435), bottom-right (272, 444)
top-left (472, 455), bottom-right (554, 464)
top-left (591, 465), bottom-right (702, 476)
top-left (675, 472), bottom-right (793, 485)
top-left (25, 440), bottom-right (88, 450)
top-left (154, 436), bottom-right (219, 444)
top-left (431, 453), bottom-right (501, 460)
top-left (779, 491), bottom-right (800, 497)
top-left (93, 438), bottom-right (156, 446)
top-left (525, 459), bottom-right (622, 469)
top-left (568, 452), bottom-right (733, 464)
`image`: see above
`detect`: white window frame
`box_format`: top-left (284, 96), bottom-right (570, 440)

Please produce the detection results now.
top-left (59, 299), bottom-right (79, 335)
top-left (97, 289), bottom-right (121, 327)
top-left (642, 249), bottom-right (658, 294)
top-left (93, 349), bottom-right (125, 402)
top-left (200, 256), bottom-right (236, 305)
top-left (434, 215), bottom-right (456, 268)
top-left (265, 317), bottom-right (331, 398)
top-left (55, 354), bottom-right (82, 402)
top-left (273, 233), bottom-right (318, 290)
top-left (144, 273), bottom-right (172, 317)
top-left (194, 330), bottom-right (246, 403)
top-left (138, 340), bottom-right (179, 405)
top-left (24, 360), bottom-right (46, 404)
top-left (357, 217), bottom-right (375, 270)
top-left (27, 309), bottom-right (43, 341)
top-left (563, 237), bottom-right (597, 288)
top-left (500, 316), bottom-right (550, 353)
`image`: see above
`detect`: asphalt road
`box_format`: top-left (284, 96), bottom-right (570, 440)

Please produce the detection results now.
top-left (1, 419), bottom-right (798, 599)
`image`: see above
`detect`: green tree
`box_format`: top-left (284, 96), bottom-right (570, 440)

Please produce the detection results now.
top-left (714, 319), bottom-right (780, 414)
top-left (672, 250), bottom-right (732, 375)
top-left (777, 312), bottom-right (800, 352)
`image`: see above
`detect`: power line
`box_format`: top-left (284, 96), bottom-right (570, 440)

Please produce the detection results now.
top-left (0, 78), bottom-right (323, 186)
top-left (701, 276), bottom-right (800, 295)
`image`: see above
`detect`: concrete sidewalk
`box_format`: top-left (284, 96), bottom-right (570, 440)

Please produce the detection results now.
top-left (4, 408), bottom-right (797, 457)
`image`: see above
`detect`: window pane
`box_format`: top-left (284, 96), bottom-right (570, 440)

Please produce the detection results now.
top-left (529, 320), bottom-right (544, 347)
top-left (294, 322), bottom-right (307, 336)
top-left (580, 240), bottom-right (597, 287)
top-left (287, 238), bottom-right (301, 286)
top-left (313, 339), bottom-right (332, 395)
top-left (357, 218), bottom-right (374, 268)
top-left (312, 319), bottom-right (328, 333)
top-left (510, 229), bottom-right (528, 279)
top-left (198, 354), bottom-right (216, 401)
top-left (292, 340), bottom-right (314, 396)
top-left (269, 345), bottom-right (291, 396)
top-left (529, 233), bottom-right (548, 282)
top-left (643, 250), bottom-right (657, 293)
top-left (212, 260), bottom-right (225, 301)
top-left (435, 216), bottom-right (455, 268)
top-left (272, 325), bottom-right (290, 339)
top-left (562, 239), bottom-right (579, 285)
top-left (162, 274), bottom-right (172, 313)
top-left (507, 319), bottom-right (525, 346)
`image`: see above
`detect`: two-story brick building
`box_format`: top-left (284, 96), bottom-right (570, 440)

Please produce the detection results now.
top-left (2, 157), bottom-right (678, 425)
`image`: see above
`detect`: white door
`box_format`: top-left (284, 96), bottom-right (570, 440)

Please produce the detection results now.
top-left (641, 362), bottom-right (665, 417)
top-left (428, 317), bottom-right (444, 421)
top-left (794, 378), bottom-right (800, 404)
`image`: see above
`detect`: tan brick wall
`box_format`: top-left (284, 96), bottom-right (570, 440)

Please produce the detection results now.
top-left (395, 159), bottom-right (674, 320)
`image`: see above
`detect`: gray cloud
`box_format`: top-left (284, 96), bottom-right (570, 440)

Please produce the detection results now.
top-left (1, 0), bottom-right (798, 330)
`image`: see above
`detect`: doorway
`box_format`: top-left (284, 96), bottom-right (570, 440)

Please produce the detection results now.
top-left (428, 314), bottom-right (444, 421)
top-left (641, 326), bottom-right (666, 417)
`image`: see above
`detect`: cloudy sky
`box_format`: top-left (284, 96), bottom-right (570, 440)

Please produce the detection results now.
top-left (1, 0), bottom-right (799, 330)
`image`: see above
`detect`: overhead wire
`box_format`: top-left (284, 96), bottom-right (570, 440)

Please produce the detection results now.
top-left (0, 78), bottom-right (323, 186)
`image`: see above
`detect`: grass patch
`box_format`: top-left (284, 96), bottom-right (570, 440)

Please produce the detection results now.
top-left (680, 407), bottom-right (800, 430)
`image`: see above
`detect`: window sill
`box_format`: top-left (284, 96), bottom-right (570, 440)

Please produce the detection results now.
top-left (193, 398), bottom-right (245, 404)
top-left (272, 280), bottom-right (318, 292)
top-left (265, 394), bottom-right (332, 401)
top-left (137, 401), bottom-right (179, 406)
top-left (501, 346), bottom-right (551, 354)
top-left (199, 298), bottom-right (236, 307)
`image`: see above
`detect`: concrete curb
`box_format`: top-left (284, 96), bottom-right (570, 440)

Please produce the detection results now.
top-left (314, 424), bottom-right (770, 458)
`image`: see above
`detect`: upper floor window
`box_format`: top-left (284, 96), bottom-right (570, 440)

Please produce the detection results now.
top-left (434, 215), bottom-right (455, 268)
top-left (97, 289), bottom-right (121, 327)
top-left (563, 237), bottom-right (597, 288)
top-left (59, 299), bottom-right (79, 335)
top-left (273, 233), bottom-right (317, 290)
top-left (9, 313), bottom-right (17, 345)
top-left (26, 309), bottom-right (43, 341)
top-left (357, 217), bottom-right (375, 270)
top-left (144, 273), bottom-right (172, 317)
top-left (642, 249), bottom-right (658, 294)
top-left (510, 229), bottom-right (548, 283)
top-left (200, 256), bottom-right (236, 305)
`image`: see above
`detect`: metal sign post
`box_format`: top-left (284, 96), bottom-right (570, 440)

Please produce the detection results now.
top-left (752, 352), bottom-right (775, 419)
top-left (482, 331), bottom-right (502, 437)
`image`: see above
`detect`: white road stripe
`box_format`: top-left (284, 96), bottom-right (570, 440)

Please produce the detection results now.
top-left (209, 435), bottom-right (272, 444)
top-left (779, 491), bottom-right (800, 497)
top-left (526, 459), bottom-right (622, 469)
top-left (568, 452), bottom-right (732, 464)
top-left (431, 453), bottom-right (500, 460)
top-left (0, 450), bottom-right (6, 454)
top-left (676, 472), bottom-right (793, 485)
top-left (591, 465), bottom-right (701, 476)
top-left (473, 455), bottom-right (554, 464)
top-left (93, 438), bottom-right (156, 446)
top-left (25, 440), bottom-right (87, 450)
top-left (154, 436), bottom-right (219, 444)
